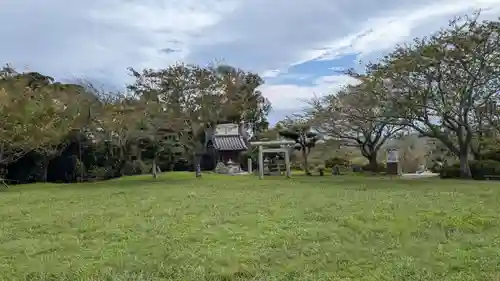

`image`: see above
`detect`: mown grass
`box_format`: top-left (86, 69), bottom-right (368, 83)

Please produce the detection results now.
top-left (1, 173), bottom-right (500, 280)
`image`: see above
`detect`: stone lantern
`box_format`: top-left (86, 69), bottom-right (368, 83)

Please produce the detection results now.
top-left (226, 158), bottom-right (240, 174)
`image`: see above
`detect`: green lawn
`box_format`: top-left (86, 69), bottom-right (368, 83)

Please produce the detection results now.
top-left (1, 173), bottom-right (500, 281)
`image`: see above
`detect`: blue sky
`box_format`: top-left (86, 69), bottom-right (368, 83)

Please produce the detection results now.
top-left (1, 0), bottom-right (500, 124)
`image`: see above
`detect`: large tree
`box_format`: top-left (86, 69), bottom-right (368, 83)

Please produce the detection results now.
top-left (215, 65), bottom-right (271, 135)
top-left (135, 90), bottom-right (182, 179)
top-left (377, 12), bottom-right (500, 177)
top-left (0, 68), bottom-right (76, 170)
top-left (128, 64), bottom-right (222, 177)
top-left (92, 93), bottom-right (146, 176)
top-left (308, 79), bottom-right (403, 170)
top-left (31, 79), bottom-right (93, 181)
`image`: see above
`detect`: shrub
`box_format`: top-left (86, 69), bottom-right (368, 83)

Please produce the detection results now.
top-left (122, 160), bottom-right (148, 176)
top-left (324, 157), bottom-right (350, 169)
top-left (480, 149), bottom-right (500, 162)
top-left (469, 160), bottom-right (500, 180)
top-left (439, 165), bottom-right (461, 179)
top-left (173, 158), bottom-right (191, 171)
top-left (87, 166), bottom-right (112, 181)
top-left (439, 160), bottom-right (500, 180)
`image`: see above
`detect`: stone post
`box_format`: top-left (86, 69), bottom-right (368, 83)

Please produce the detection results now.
top-left (247, 158), bottom-right (252, 173)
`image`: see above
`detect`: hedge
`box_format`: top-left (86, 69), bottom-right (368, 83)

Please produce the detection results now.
top-left (439, 160), bottom-right (500, 180)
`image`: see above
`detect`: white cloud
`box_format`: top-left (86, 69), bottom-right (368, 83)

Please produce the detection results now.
top-left (0, 0), bottom-right (236, 84)
top-left (297, 0), bottom-right (500, 64)
top-left (259, 75), bottom-right (359, 111)
top-left (261, 69), bottom-right (282, 78)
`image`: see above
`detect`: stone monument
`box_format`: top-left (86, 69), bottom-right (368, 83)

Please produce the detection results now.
top-left (386, 148), bottom-right (402, 175)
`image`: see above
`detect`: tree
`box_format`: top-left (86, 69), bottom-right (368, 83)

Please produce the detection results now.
top-left (278, 118), bottom-right (319, 175)
top-left (308, 79), bottom-right (403, 171)
top-left (31, 79), bottom-right (93, 181)
top-left (0, 69), bottom-right (70, 169)
top-left (128, 63), bottom-right (223, 177)
top-left (378, 12), bottom-right (500, 177)
top-left (92, 93), bottom-right (146, 176)
top-left (215, 65), bottom-right (271, 135)
top-left (135, 93), bottom-right (180, 179)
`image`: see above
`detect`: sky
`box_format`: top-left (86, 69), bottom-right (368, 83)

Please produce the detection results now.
top-left (1, 0), bottom-right (500, 124)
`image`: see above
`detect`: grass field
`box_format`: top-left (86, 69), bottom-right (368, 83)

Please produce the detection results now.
top-left (1, 173), bottom-right (500, 281)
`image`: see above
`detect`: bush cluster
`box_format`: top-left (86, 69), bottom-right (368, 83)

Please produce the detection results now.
top-left (324, 157), bottom-right (350, 169)
top-left (440, 160), bottom-right (500, 180)
top-left (122, 160), bottom-right (148, 176)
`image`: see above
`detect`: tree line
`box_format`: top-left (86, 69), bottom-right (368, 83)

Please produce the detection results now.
top-left (2, 11), bottom-right (499, 183)
top-left (0, 64), bottom-right (271, 183)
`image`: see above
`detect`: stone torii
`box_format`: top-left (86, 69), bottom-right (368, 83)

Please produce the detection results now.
top-left (249, 140), bottom-right (295, 179)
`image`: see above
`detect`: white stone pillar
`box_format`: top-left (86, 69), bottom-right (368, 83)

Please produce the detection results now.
top-left (247, 158), bottom-right (252, 173)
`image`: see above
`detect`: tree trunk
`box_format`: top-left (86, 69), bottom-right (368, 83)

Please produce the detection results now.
top-left (459, 147), bottom-right (471, 178)
top-left (42, 155), bottom-right (50, 182)
top-left (360, 143), bottom-right (379, 172)
top-left (361, 147), bottom-right (378, 172)
top-left (302, 149), bottom-right (311, 175)
top-left (152, 158), bottom-right (158, 179)
top-left (77, 137), bottom-right (85, 183)
top-left (0, 144), bottom-right (4, 177)
top-left (368, 155), bottom-right (378, 172)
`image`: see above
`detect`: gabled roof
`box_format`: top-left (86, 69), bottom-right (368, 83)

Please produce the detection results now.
top-left (213, 135), bottom-right (248, 151)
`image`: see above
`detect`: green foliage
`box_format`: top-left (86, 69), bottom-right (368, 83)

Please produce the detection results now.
top-left (87, 166), bottom-right (112, 181)
top-left (122, 160), bottom-right (148, 176)
top-left (278, 118), bottom-right (319, 175)
top-left (469, 160), bottom-right (500, 180)
top-left (440, 160), bottom-right (500, 180)
top-left (324, 157), bottom-right (350, 168)
top-left (439, 165), bottom-right (462, 179)
top-left (480, 148), bottom-right (500, 162)
top-left (0, 62), bottom-right (271, 183)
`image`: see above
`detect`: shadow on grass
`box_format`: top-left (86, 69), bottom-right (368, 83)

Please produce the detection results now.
top-left (0, 172), bottom-right (204, 193)
top-left (3, 171), bottom-right (499, 194)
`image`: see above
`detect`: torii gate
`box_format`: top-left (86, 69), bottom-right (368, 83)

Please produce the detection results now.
top-left (249, 140), bottom-right (295, 179)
